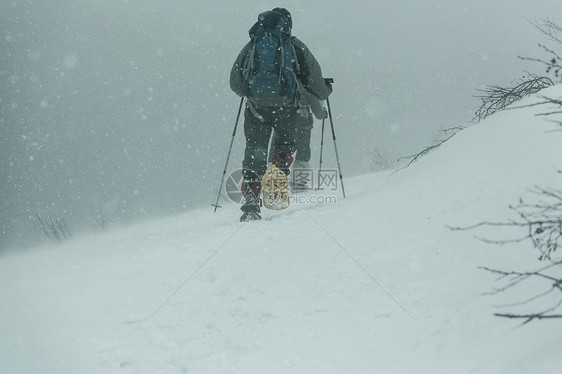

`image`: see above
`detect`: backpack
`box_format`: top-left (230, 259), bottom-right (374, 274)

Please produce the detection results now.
top-left (242, 11), bottom-right (300, 106)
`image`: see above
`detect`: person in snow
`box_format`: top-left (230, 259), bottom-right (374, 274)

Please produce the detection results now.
top-left (230, 7), bottom-right (332, 222)
top-left (269, 90), bottom-right (328, 176)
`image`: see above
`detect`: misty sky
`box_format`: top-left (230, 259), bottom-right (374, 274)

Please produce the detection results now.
top-left (1, 0), bottom-right (560, 250)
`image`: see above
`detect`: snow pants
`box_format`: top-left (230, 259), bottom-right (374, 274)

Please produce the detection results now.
top-left (269, 109), bottom-right (314, 163)
top-left (242, 104), bottom-right (298, 180)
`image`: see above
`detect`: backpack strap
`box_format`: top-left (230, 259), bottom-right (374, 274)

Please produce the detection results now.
top-left (242, 38), bottom-right (257, 82)
top-left (278, 41), bottom-right (286, 85)
top-left (291, 44), bottom-right (301, 76)
top-left (247, 98), bottom-right (265, 122)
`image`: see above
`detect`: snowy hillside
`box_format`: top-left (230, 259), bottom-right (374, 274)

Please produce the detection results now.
top-left (1, 86), bottom-right (561, 373)
top-left (3, 0), bottom-right (560, 250)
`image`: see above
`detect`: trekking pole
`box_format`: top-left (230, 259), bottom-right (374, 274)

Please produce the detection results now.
top-left (212, 97), bottom-right (244, 212)
top-left (325, 78), bottom-right (346, 198)
top-left (318, 117), bottom-right (326, 173)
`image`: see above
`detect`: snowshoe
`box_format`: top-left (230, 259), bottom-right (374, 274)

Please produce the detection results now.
top-left (262, 164), bottom-right (290, 210)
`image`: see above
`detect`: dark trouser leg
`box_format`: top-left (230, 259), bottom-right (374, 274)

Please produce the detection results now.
top-left (242, 107), bottom-right (272, 179)
top-left (295, 127), bottom-right (312, 162)
top-left (241, 107), bottom-right (273, 213)
top-left (295, 114), bottom-right (313, 162)
top-left (241, 105), bottom-right (298, 215)
top-left (271, 114), bottom-right (312, 163)
top-left (270, 107), bottom-right (298, 175)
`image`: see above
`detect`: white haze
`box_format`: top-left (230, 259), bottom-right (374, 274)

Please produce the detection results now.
top-left (0, 0), bottom-right (560, 249)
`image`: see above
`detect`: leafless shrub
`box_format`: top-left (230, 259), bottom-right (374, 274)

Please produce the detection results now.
top-left (33, 212), bottom-right (72, 242)
top-left (450, 186), bottom-right (562, 323)
top-left (519, 18), bottom-right (562, 83)
top-left (479, 262), bottom-right (562, 324)
top-left (456, 187), bottom-right (562, 260)
top-left (519, 45), bottom-right (562, 83)
top-left (394, 127), bottom-right (463, 172)
top-left (474, 75), bottom-right (554, 122)
top-left (90, 209), bottom-right (109, 231)
top-left (367, 148), bottom-right (392, 171)
top-left (529, 17), bottom-right (562, 46)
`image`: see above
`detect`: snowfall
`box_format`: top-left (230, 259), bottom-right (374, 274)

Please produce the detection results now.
top-left (1, 85), bottom-right (561, 373)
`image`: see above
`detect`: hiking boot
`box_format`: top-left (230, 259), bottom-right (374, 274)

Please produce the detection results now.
top-left (240, 178), bottom-right (262, 221)
top-left (272, 151), bottom-right (294, 176)
top-left (240, 211), bottom-right (262, 222)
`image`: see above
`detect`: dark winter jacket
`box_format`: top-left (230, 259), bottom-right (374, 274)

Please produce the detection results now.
top-left (230, 36), bottom-right (332, 102)
top-left (301, 90), bottom-right (327, 120)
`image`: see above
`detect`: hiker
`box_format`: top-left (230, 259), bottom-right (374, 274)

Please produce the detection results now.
top-left (269, 89), bottom-right (328, 174)
top-left (230, 7), bottom-right (332, 222)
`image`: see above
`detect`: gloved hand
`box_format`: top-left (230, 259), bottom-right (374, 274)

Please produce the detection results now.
top-left (324, 78), bottom-right (333, 95)
top-left (316, 108), bottom-right (328, 120)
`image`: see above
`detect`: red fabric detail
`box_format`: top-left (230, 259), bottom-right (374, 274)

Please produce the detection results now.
top-left (241, 181), bottom-right (262, 200)
top-left (272, 152), bottom-right (294, 169)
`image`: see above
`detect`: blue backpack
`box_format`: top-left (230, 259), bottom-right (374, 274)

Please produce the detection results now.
top-left (242, 11), bottom-right (300, 106)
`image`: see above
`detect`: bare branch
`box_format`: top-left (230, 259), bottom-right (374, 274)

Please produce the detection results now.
top-left (494, 313), bottom-right (562, 324)
top-left (454, 182), bottom-right (562, 323)
top-left (528, 17), bottom-right (562, 46)
top-left (453, 186), bottom-right (562, 261)
top-left (395, 130), bottom-right (459, 172)
top-left (481, 262), bottom-right (562, 324)
top-left (473, 74), bottom-right (554, 122)
top-left (519, 44), bottom-right (562, 83)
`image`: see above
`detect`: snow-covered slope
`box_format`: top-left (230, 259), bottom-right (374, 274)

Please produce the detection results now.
top-left (1, 86), bottom-right (561, 373)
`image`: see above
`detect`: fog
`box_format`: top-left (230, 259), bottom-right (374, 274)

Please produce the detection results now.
top-left (1, 0), bottom-right (559, 250)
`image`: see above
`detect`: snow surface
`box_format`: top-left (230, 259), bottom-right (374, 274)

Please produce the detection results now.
top-left (1, 86), bottom-right (561, 373)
